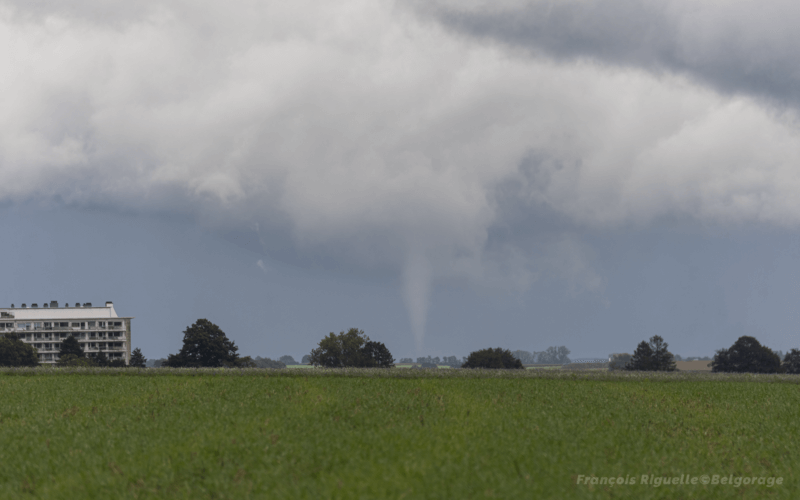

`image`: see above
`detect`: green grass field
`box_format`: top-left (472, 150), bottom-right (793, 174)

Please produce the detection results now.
top-left (0, 369), bottom-right (797, 499)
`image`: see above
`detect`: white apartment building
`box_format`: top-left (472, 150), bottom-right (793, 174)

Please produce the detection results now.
top-left (0, 301), bottom-right (132, 364)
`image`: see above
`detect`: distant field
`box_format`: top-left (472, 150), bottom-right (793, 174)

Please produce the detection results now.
top-left (676, 360), bottom-right (713, 371)
top-left (0, 368), bottom-right (797, 499)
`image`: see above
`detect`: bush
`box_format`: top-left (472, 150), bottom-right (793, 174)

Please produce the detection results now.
top-left (626, 336), bottom-right (676, 371)
top-left (309, 328), bottom-right (394, 368)
top-left (712, 336), bottom-right (781, 373)
top-left (462, 348), bottom-right (523, 369)
top-left (783, 349), bottom-right (800, 374)
top-left (56, 354), bottom-right (95, 367)
top-left (253, 357), bottom-right (286, 369)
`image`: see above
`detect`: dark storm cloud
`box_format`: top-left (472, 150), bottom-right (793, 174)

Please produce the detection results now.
top-left (422, 0), bottom-right (800, 108)
top-left (4, 0), bottom-right (800, 349)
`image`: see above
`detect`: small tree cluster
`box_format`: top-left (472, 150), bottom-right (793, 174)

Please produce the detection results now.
top-left (309, 328), bottom-right (394, 368)
top-left (279, 355), bottom-right (298, 365)
top-left (55, 336), bottom-right (130, 367)
top-left (462, 348), bottom-right (524, 369)
top-left (441, 355), bottom-right (461, 368)
top-left (511, 347), bottom-right (571, 365)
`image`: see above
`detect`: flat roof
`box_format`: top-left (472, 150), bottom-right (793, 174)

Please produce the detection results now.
top-left (0, 305), bottom-right (129, 320)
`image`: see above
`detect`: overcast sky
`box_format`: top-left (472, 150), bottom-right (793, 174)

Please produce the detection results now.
top-left (3, 0), bottom-right (800, 360)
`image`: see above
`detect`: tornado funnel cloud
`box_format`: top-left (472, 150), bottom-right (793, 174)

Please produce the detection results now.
top-left (402, 251), bottom-right (432, 354)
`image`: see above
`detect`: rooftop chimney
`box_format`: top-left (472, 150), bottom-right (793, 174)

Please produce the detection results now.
top-left (105, 301), bottom-right (113, 307)
top-left (31, 303), bottom-right (38, 308)
top-left (50, 301), bottom-right (58, 308)
top-left (43, 303), bottom-right (49, 308)
top-left (75, 303), bottom-right (80, 307)
top-left (21, 304), bottom-right (26, 308)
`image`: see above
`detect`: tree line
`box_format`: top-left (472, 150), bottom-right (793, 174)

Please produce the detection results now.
top-left (4, 317), bottom-right (798, 374)
top-left (610, 335), bottom-right (800, 373)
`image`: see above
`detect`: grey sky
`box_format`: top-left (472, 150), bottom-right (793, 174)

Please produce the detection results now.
top-left (1, 0), bottom-right (799, 359)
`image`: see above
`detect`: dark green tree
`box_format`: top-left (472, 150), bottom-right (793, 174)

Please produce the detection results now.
top-left (0, 333), bottom-right (39, 367)
top-left (94, 349), bottom-right (110, 367)
top-left (109, 359), bottom-right (127, 368)
top-left (309, 328), bottom-right (394, 368)
top-left (59, 335), bottom-right (85, 359)
top-left (461, 348), bottom-right (524, 369)
top-left (626, 335), bottom-right (676, 371)
top-left (782, 349), bottom-right (800, 374)
top-left (712, 336), bottom-right (781, 373)
top-left (129, 348), bottom-right (146, 368)
top-left (166, 319), bottom-right (241, 368)
top-left (301, 354), bottom-right (311, 364)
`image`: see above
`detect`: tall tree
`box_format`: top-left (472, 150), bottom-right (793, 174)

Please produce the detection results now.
top-left (627, 341), bottom-right (655, 371)
top-left (309, 328), bottom-right (394, 368)
top-left (711, 336), bottom-right (781, 373)
top-left (626, 335), bottom-right (676, 371)
top-left (130, 347), bottom-right (147, 368)
top-left (59, 335), bottom-right (85, 359)
top-left (166, 319), bottom-right (241, 368)
top-left (0, 333), bottom-right (39, 367)
top-left (782, 349), bottom-right (800, 374)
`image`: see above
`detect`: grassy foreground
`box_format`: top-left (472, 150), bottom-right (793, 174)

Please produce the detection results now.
top-left (0, 369), bottom-right (797, 499)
